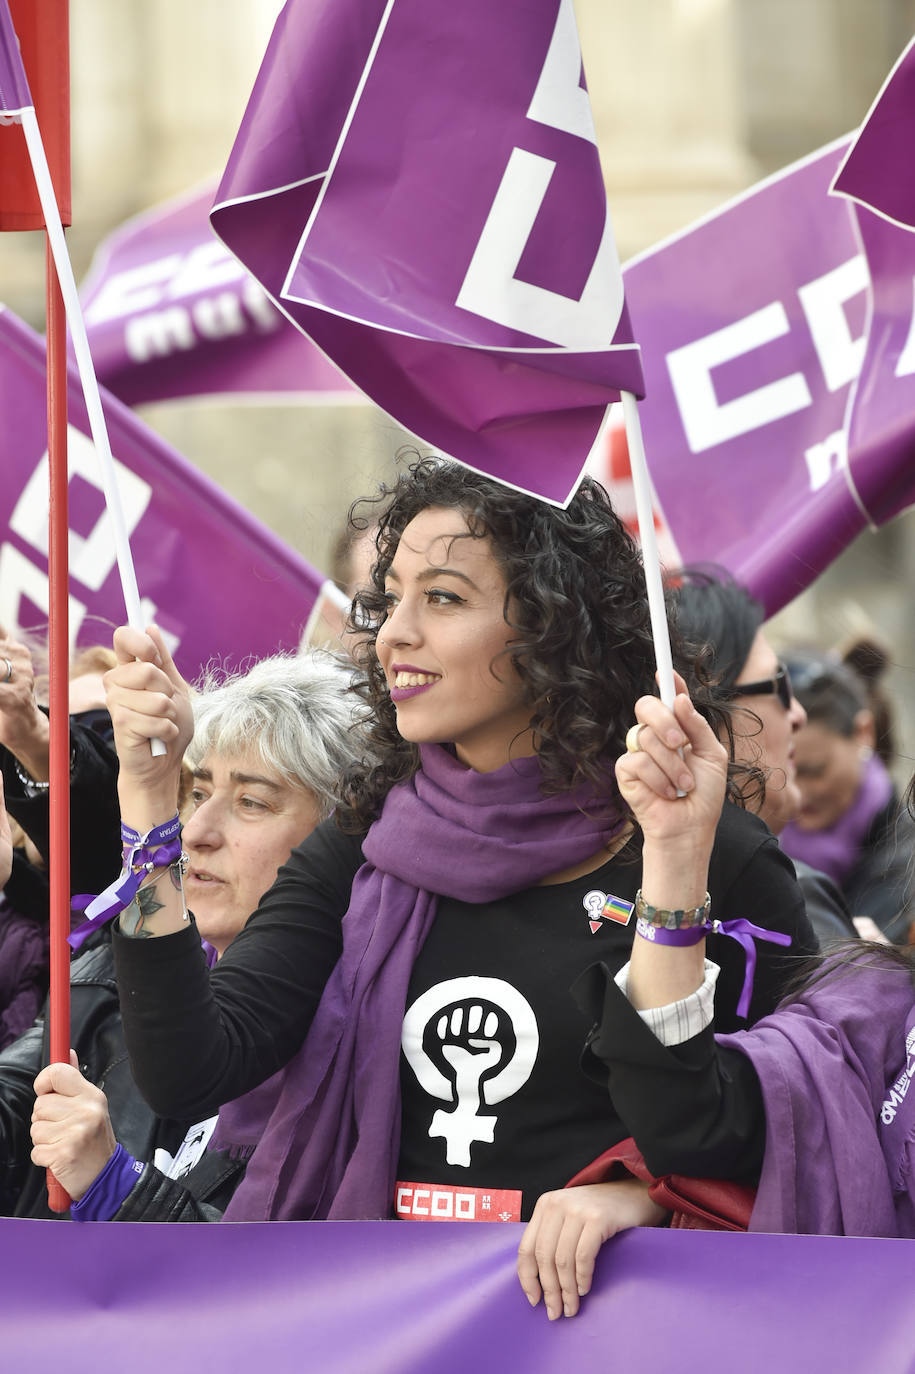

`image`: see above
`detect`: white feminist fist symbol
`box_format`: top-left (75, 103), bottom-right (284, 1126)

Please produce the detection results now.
top-left (402, 978), bottom-right (539, 1167)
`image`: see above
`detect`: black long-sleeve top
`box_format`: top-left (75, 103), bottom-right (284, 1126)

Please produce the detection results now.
top-left (114, 802), bottom-right (815, 1214)
top-left (1, 708), bottom-right (122, 909)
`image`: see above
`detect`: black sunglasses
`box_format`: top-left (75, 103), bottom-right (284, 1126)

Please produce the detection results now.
top-left (730, 663), bottom-right (794, 712)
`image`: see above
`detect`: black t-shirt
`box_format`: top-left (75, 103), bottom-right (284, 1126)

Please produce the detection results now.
top-left (115, 800), bottom-right (816, 1219)
top-left (398, 804), bottom-right (815, 1215)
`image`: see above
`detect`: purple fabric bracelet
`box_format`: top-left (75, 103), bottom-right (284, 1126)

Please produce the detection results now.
top-left (69, 814), bottom-right (182, 951)
top-left (635, 917), bottom-right (707, 947)
top-left (70, 1143), bottom-right (144, 1223)
top-left (635, 916), bottom-right (792, 1019)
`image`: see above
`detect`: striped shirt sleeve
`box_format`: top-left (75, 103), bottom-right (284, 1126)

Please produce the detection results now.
top-left (613, 959), bottom-right (720, 1046)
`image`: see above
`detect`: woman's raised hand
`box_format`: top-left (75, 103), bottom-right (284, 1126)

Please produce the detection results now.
top-left (0, 625), bottom-right (49, 779)
top-left (615, 673), bottom-right (729, 852)
top-left (517, 1179), bottom-right (668, 1319)
top-left (105, 625), bottom-right (193, 830)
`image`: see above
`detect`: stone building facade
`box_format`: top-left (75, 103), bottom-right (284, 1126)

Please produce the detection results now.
top-left (4, 0), bottom-right (915, 762)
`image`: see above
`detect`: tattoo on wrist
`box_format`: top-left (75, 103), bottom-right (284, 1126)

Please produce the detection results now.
top-left (118, 859), bottom-right (189, 938)
top-left (119, 880), bottom-right (164, 939)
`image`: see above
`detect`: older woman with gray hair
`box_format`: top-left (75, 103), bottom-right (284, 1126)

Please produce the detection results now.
top-left (26, 646), bottom-right (371, 1222)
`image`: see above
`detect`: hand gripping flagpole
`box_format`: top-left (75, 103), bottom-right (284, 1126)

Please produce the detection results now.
top-left (619, 391), bottom-right (676, 710)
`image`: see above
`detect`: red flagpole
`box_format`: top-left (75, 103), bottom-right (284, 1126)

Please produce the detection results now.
top-left (5, 0), bottom-right (75, 1214)
top-left (46, 239), bottom-right (70, 1214)
top-left (4, 10), bottom-right (159, 1208)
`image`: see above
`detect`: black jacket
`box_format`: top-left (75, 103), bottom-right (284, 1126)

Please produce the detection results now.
top-left (0, 711), bottom-right (123, 1051)
top-left (0, 936), bottom-right (192, 1219)
top-left (113, 1149), bottom-right (245, 1222)
top-left (845, 796), bottom-right (915, 942)
top-left (1, 707), bottom-right (122, 907)
top-left (792, 859), bottom-right (857, 946)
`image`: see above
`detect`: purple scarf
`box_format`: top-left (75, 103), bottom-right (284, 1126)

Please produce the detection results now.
top-left (0, 895), bottom-right (48, 1051)
top-left (719, 956), bottom-right (915, 1237)
top-left (219, 743), bottom-right (623, 1222)
top-left (780, 752), bottom-right (894, 885)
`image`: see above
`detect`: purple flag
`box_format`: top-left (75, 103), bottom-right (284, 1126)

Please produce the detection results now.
top-left (0, 0), bottom-right (30, 118)
top-left (81, 183), bottom-right (357, 407)
top-left (0, 305), bottom-right (331, 679)
top-left (211, 0), bottom-right (643, 507)
top-left (832, 37), bottom-right (915, 232)
top-left (620, 137), bottom-right (915, 612)
top-left (828, 39), bottom-right (915, 528)
top-left (0, 1218), bottom-right (911, 1373)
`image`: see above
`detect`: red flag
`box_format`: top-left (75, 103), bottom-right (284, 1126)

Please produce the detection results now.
top-left (0, 0), bottom-right (70, 228)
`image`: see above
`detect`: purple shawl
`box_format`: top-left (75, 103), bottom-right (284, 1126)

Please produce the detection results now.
top-left (780, 753), bottom-right (894, 885)
top-left (719, 956), bottom-right (915, 1237)
top-left (0, 895), bottom-right (48, 1051)
top-left (220, 744), bottom-right (623, 1222)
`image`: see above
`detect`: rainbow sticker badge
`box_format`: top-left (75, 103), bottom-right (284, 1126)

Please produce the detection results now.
top-left (582, 890), bottom-right (635, 934)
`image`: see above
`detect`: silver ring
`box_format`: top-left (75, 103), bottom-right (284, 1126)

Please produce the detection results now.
top-left (1, 658), bottom-right (11, 684)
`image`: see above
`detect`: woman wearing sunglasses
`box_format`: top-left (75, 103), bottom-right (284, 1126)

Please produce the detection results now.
top-left (778, 647), bottom-right (915, 943)
top-left (671, 569), bottom-right (857, 945)
top-left (575, 680), bottom-right (915, 1242)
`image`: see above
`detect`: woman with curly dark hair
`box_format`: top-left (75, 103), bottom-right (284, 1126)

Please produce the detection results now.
top-left (103, 458), bottom-right (815, 1316)
top-left (341, 457), bottom-right (671, 820)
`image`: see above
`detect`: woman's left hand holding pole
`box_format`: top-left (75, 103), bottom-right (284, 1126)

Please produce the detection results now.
top-left (104, 626), bottom-right (194, 939)
top-left (615, 673), bottom-right (729, 1010)
top-left (106, 625), bottom-right (192, 825)
top-left (31, 1052), bottom-right (117, 1201)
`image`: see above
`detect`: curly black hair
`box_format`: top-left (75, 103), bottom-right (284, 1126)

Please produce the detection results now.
top-left (337, 457), bottom-right (722, 831)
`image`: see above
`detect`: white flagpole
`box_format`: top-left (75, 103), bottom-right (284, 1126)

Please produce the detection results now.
top-left (20, 105), bottom-right (166, 755)
top-left (301, 578), bottom-right (351, 647)
top-left (620, 390), bottom-right (676, 710)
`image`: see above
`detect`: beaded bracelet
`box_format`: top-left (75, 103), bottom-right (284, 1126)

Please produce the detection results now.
top-left (13, 742), bottom-right (77, 795)
top-left (634, 901), bottom-right (794, 1019)
top-left (634, 889), bottom-right (711, 930)
top-left (13, 758), bottom-right (49, 793)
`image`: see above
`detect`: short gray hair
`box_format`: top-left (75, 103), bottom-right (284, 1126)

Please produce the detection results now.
top-left (187, 648), bottom-right (368, 820)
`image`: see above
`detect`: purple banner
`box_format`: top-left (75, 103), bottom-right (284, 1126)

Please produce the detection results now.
top-left (1, 1219), bottom-right (913, 1373)
top-left (829, 38), bottom-right (915, 528)
top-left (211, 0), bottom-right (643, 507)
top-left (832, 37), bottom-right (915, 232)
top-left (0, 306), bottom-right (331, 680)
top-left (80, 184), bottom-right (357, 407)
top-left (0, 0), bottom-right (30, 116)
top-left (621, 137), bottom-right (915, 612)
